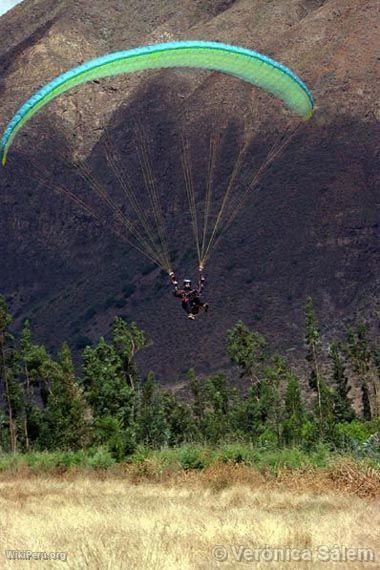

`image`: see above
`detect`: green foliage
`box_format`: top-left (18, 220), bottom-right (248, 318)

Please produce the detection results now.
top-left (37, 344), bottom-right (90, 451)
top-left (226, 321), bottom-right (267, 384)
top-left (335, 420), bottom-right (380, 459)
top-left (257, 427), bottom-right (278, 449)
top-left (82, 337), bottom-right (132, 419)
top-left (304, 297), bottom-right (321, 392)
top-left (0, 449), bottom-right (116, 472)
top-left (283, 372), bottom-right (304, 445)
top-left (336, 420), bottom-right (373, 445)
top-left (304, 297), bottom-right (334, 439)
top-left (162, 392), bottom-right (197, 446)
top-left (178, 446), bottom-right (208, 470)
top-left (0, 295), bottom-right (12, 331)
top-left (0, 295), bottom-right (378, 464)
top-left (86, 448), bottom-right (116, 469)
top-left (0, 296), bottom-right (23, 453)
top-left (346, 324), bottom-right (373, 420)
top-left (300, 420), bottom-right (320, 451)
top-left (201, 374), bottom-right (231, 443)
top-left (128, 443), bottom-right (335, 474)
top-left (361, 433), bottom-right (380, 460)
top-left (0, 441), bottom-right (378, 474)
top-left (329, 342), bottom-right (356, 422)
top-left (81, 318), bottom-right (152, 457)
top-left (188, 368), bottom-right (205, 423)
top-left (258, 356), bottom-right (287, 444)
top-left (137, 372), bottom-right (170, 448)
top-left (91, 416), bottom-right (133, 459)
top-left (112, 318), bottom-right (147, 353)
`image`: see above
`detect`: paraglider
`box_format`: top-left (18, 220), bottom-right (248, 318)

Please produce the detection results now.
top-left (170, 268), bottom-right (208, 320)
top-left (0, 41), bottom-right (314, 321)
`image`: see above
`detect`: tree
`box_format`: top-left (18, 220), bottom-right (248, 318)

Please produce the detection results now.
top-left (226, 386), bottom-right (248, 441)
top-left (137, 371), bottom-right (169, 447)
top-left (0, 296), bottom-right (19, 452)
top-left (111, 318), bottom-right (148, 391)
top-left (38, 344), bottom-right (90, 450)
top-left (188, 369), bottom-right (205, 427)
top-left (18, 320), bottom-right (48, 450)
top-left (202, 374), bottom-right (231, 443)
top-left (372, 344), bottom-right (380, 416)
top-left (328, 342), bottom-right (355, 422)
top-left (82, 338), bottom-right (130, 419)
top-left (242, 385), bottom-right (263, 441)
top-left (162, 392), bottom-right (197, 446)
top-left (227, 321), bottom-right (267, 386)
top-left (304, 297), bottom-right (327, 437)
top-left (282, 372), bottom-right (305, 446)
top-left (259, 356), bottom-right (288, 445)
top-left (81, 336), bottom-right (138, 455)
top-left (346, 324), bottom-right (373, 419)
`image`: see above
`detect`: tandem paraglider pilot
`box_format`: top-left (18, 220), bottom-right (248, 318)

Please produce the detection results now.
top-left (169, 268), bottom-right (209, 320)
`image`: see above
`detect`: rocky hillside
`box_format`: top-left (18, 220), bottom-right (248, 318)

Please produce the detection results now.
top-left (0, 0), bottom-right (378, 381)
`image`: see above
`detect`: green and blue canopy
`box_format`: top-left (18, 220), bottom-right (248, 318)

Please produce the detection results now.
top-left (1, 40), bottom-right (314, 165)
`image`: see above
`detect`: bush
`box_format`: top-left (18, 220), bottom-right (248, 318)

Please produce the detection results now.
top-left (301, 420), bottom-right (319, 451)
top-left (361, 433), bottom-right (380, 460)
top-left (0, 451), bottom-right (89, 473)
top-left (86, 448), bottom-right (116, 469)
top-left (179, 446), bottom-right (207, 470)
top-left (215, 443), bottom-right (249, 464)
top-left (257, 428), bottom-right (278, 449)
top-left (93, 417), bottom-right (135, 461)
top-left (336, 421), bottom-right (370, 446)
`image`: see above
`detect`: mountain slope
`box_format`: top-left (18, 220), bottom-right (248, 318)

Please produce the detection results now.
top-left (0, 0), bottom-right (378, 380)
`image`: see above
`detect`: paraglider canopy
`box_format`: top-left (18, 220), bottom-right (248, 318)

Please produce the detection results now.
top-left (0, 41), bottom-right (314, 166)
top-left (0, 41), bottom-right (314, 275)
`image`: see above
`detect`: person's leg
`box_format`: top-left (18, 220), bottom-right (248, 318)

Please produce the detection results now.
top-left (182, 300), bottom-right (197, 319)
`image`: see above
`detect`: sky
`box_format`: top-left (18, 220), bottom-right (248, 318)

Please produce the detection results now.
top-left (0, 0), bottom-right (24, 16)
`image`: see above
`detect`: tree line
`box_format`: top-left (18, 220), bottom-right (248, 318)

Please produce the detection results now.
top-left (0, 295), bottom-right (378, 458)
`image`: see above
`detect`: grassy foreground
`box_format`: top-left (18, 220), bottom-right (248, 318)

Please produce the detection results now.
top-left (1, 448), bottom-right (379, 568)
top-left (1, 467), bottom-right (379, 569)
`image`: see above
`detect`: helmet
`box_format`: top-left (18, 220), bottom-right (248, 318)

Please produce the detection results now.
top-left (183, 279), bottom-right (192, 288)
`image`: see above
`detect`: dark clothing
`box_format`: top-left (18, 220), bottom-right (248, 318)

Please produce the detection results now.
top-left (170, 273), bottom-right (207, 316)
top-left (175, 288), bottom-right (203, 315)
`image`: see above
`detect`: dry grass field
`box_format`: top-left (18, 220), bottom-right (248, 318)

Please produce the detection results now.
top-left (1, 463), bottom-right (379, 569)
